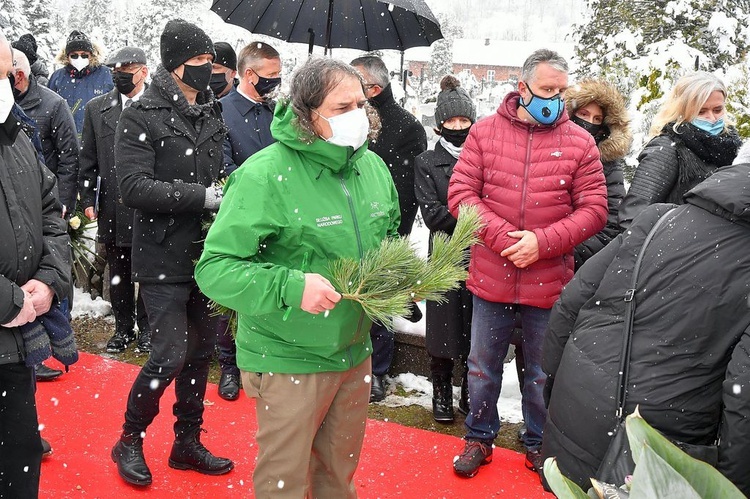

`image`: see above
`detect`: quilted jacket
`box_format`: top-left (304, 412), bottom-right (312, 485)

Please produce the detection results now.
top-left (447, 92), bottom-right (608, 308)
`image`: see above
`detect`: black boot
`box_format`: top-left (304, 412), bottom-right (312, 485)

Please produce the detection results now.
top-left (457, 374), bottom-right (470, 416)
top-left (106, 330), bottom-right (136, 353)
top-left (432, 374), bottom-right (454, 423)
top-left (135, 328), bottom-right (152, 354)
top-left (168, 430), bottom-right (234, 475)
top-left (111, 432), bottom-right (152, 486)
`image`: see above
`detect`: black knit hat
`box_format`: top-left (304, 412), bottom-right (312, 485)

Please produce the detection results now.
top-left (213, 42), bottom-right (237, 71)
top-left (12, 34), bottom-right (38, 65)
top-left (434, 75), bottom-right (476, 126)
top-left (66, 30), bottom-right (93, 55)
top-left (160, 19), bottom-right (215, 72)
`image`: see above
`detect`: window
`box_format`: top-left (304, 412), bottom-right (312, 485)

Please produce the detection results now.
top-left (486, 69), bottom-right (495, 81)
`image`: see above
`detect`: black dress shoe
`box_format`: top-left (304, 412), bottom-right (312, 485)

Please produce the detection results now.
top-left (112, 434), bottom-right (152, 486)
top-left (35, 363), bottom-right (63, 381)
top-left (168, 430), bottom-right (233, 475)
top-left (369, 375), bottom-right (386, 403)
top-left (135, 329), bottom-right (151, 354)
top-left (106, 330), bottom-right (136, 353)
top-left (41, 437), bottom-right (53, 457)
top-left (218, 373), bottom-right (240, 401)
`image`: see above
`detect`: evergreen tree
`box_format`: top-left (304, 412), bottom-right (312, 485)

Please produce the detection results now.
top-left (428, 13), bottom-right (463, 90)
top-left (0, 0), bottom-right (30, 42)
top-left (22, 0), bottom-right (62, 64)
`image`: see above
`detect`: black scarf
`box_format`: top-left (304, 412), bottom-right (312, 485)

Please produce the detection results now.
top-left (663, 122), bottom-right (741, 167)
top-left (151, 64), bottom-right (216, 120)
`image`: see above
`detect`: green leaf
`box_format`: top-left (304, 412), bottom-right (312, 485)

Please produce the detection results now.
top-left (628, 446), bottom-right (701, 499)
top-left (625, 411), bottom-right (745, 498)
top-left (543, 457), bottom-right (590, 499)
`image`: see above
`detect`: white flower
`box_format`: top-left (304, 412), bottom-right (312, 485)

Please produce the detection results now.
top-left (69, 216), bottom-right (81, 230)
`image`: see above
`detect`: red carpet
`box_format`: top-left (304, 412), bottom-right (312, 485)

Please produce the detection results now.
top-left (36, 352), bottom-right (552, 498)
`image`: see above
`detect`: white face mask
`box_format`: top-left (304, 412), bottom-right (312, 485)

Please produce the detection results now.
top-left (70, 57), bottom-right (89, 72)
top-left (317, 107), bottom-right (369, 149)
top-left (0, 78), bottom-right (14, 124)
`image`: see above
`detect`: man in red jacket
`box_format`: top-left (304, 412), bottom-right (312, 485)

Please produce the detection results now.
top-left (447, 49), bottom-right (607, 480)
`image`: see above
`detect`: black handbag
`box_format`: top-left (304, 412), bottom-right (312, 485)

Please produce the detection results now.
top-left (595, 209), bottom-right (717, 485)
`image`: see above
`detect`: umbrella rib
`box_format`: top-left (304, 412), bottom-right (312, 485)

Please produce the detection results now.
top-left (361, 0), bottom-right (373, 52)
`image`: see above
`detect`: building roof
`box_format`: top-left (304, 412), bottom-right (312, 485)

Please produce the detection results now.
top-left (405, 39), bottom-right (576, 70)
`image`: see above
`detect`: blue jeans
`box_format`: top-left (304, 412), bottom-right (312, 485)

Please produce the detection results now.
top-left (464, 297), bottom-right (550, 451)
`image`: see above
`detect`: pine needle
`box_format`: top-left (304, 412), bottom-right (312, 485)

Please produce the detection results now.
top-left (329, 204), bottom-right (483, 330)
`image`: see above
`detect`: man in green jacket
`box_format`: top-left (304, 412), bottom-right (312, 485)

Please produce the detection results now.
top-left (196, 57), bottom-right (400, 498)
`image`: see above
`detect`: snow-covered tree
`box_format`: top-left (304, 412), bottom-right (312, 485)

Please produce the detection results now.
top-left (427, 13), bottom-right (463, 90)
top-left (0, 0), bottom-right (30, 42)
top-left (22, 0), bottom-right (63, 65)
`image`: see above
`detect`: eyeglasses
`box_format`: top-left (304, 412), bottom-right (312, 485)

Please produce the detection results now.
top-left (364, 84), bottom-right (378, 89)
top-left (69, 53), bottom-right (90, 60)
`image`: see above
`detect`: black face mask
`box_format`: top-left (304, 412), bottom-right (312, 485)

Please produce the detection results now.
top-left (209, 72), bottom-right (230, 96)
top-left (571, 115), bottom-right (609, 144)
top-left (441, 126), bottom-right (471, 147)
top-left (252, 70), bottom-right (281, 97)
top-left (113, 71), bottom-right (137, 95)
top-left (180, 62), bottom-right (212, 92)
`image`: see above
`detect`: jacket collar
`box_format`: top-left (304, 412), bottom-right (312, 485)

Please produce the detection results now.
top-left (370, 83), bottom-right (396, 109)
top-left (0, 115), bottom-right (22, 146)
top-left (17, 75), bottom-right (43, 109)
top-left (229, 90), bottom-right (274, 117)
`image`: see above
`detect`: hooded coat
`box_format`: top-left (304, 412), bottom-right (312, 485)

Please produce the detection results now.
top-left (447, 92), bottom-right (608, 309)
top-left (564, 80), bottom-right (630, 268)
top-left (542, 155), bottom-right (750, 494)
top-left (195, 100), bottom-right (401, 374)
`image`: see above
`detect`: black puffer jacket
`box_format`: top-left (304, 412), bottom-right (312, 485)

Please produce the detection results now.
top-left (617, 123), bottom-right (741, 230)
top-left (565, 80), bottom-right (629, 269)
top-left (0, 119), bottom-right (71, 364)
top-left (17, 75), bottom-right (80, 212)
top-left (369, 84), bottom-right (427, 236)
top-left (116, 69), bottom-right (225, 283)
top-left (542, 160), bottom-right (750, 494)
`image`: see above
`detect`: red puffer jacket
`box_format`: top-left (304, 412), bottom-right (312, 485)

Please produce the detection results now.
top-left (448, 92), bottom-right (607, 308)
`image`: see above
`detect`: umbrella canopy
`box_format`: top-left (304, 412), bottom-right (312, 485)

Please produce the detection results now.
top-left (210, 0), bottom-right (443, 53)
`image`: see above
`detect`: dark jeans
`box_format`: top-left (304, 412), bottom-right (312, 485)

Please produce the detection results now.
top-left (0, 363), bottom-right (42, 498)
top-left (123, 282), bottom-right (217, 438)
top-left (464, 297), bottom-right (550, 451)
top-left (106, 242), bottom-right (149, 336)
top-left (216, 315), bottom-right (239, 376)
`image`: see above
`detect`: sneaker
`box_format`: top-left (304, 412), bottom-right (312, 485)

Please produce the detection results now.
top-left (453, 440), bottom-right (493, 478)
top-left (525, 449), bottom-right (544, 472)
top-left (106, 330), bottom-right (136, 353)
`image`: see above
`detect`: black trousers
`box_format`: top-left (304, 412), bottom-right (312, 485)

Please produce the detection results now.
top-left (105, 242), bottom-right (149, 336)
top-left (0, 363), bottom-right (42, 498)
top-left (122, 282), bottom-right (217, 438)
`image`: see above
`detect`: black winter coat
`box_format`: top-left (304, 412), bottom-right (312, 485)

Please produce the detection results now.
top-left (0, 119), bottom-right (71, 364)
top-left (79, 88), bottom-right (138, 247)
top-left (116, 83), bottom-right (225, 283)
top-left (17, 75), bottom-right (79, 212)
top-left (220, 90), bottom-right (275, 174)
top-left (414, 141), bottom-right (472, 359)
top-left (369, 85), bottom-right (427, 236)
top-left (542, 163), bottom-right (750, 494)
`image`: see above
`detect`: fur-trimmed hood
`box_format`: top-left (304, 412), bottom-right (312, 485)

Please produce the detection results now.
top-left (54, 39), bottom-right (105, 68)
top-left (566, 79), bottom-right (632, 163)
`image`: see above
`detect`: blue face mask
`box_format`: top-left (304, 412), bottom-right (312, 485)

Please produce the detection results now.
top-left (691, 117), bottom-right (724, 136)
top-left (520, 85), bottom-right (564, 125)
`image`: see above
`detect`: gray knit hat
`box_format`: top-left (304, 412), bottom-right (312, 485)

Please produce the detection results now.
top-left (434, 75), bottom-right (476, 126)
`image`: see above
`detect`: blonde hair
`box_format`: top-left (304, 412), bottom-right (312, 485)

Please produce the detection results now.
top-left (649, 72), bottom-right (729, 137)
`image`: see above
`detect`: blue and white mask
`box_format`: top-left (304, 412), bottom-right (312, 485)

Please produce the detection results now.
top-left (691, 117), bottom-right (725, 136)
top-left (520, 86), bottom-right (564, 125)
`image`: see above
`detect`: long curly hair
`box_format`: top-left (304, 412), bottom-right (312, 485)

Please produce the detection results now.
top-left (288, 57), bottom-right (380, 144)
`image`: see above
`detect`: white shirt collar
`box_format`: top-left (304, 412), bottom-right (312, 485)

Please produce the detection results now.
top-left (122, 87), bottom-right (145, 110)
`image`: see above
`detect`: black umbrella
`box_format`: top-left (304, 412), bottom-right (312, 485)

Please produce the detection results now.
top-left (210, 0), bottom-right (443, 53)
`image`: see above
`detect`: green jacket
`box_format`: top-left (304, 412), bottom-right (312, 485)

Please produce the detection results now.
top-left (195, 101), bottom-right (401, 374)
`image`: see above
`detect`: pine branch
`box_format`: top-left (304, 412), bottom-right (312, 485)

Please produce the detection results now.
top-left (330, 204), bottom-right (484, 330)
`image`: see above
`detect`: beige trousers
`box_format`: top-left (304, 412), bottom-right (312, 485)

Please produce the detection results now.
top-left (242, 357), bottom-right (372, 499)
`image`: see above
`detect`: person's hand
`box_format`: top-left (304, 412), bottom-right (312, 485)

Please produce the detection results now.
top-left (84, 206), bottom-right (97, 220)
top-left (2, 289), bottom-right (37, 328)
top-left (300, 273), bottom-right (342, 315)
top-left (61, 205), bottom-right (67, 218)
top-left (501, 230), bottom-right (540, 268)
top-left (21, 279), bottom-right (55, 316)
